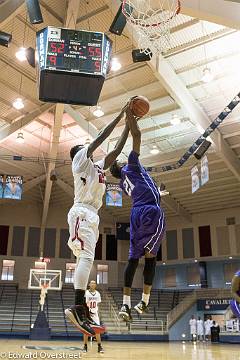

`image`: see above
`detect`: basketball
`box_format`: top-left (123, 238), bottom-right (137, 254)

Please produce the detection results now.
top-left (130, 96), bottom-right (150, 118)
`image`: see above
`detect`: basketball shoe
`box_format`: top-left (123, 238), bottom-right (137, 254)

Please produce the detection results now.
top-left (134, 300), bottom-right (149, 314)
top-left (65, 305), bottom-right (95, 336)
top-left (98, 344), bottom-right (104, 353)
top-left (82, 344), bottom-right (87, 353)
top-left (119, 304), bottom-right (132, 322)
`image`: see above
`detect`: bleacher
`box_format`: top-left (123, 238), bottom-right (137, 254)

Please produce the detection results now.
top-left (0, 283), bottom-right (191, 336)
top-left (109, 287), bottom-right (191, 333)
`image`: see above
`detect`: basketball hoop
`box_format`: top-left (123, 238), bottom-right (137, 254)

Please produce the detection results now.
top-left (122, 0), bottom-right (181, 55)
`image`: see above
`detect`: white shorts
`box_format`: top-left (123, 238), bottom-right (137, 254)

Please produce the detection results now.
top-left (90, 312), bottom-right (100, 325)
top-left (68, 204), bottom-right (99, 260)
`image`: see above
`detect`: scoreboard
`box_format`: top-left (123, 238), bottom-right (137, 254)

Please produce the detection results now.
top-left (36, 27), bottom-right (112, 106)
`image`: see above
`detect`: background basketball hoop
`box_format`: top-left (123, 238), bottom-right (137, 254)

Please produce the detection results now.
top-left (122, 0), bottom-right (181, 55)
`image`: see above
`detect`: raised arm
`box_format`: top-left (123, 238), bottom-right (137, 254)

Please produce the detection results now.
top-left (232, 275), bottom-right (240, 303)
top-left (103, 123), bottom-right (130, 170)
top-left (126, 107), bottom-right (141, 154)
top-left (87, 105), bottom-right (127, 158)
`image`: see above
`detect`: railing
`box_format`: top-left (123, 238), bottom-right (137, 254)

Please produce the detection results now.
top-left (129, 319), bottom-right (167, 333)
top-left (167, 288), bottom-right (233, 329)
top-left (60, 290), bottom-right (69, 336)
top-left (102, 290), bottom-right (122, 333)
top-left (167, 291), bottom-right (197, 329)
top-left (10, 287), bottom-right (19, 333)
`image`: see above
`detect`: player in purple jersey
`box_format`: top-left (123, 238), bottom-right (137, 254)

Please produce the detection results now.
top-left (230, 270), bottom-right (240, 318)
top-left (110, 108), bottom-right (166, 321)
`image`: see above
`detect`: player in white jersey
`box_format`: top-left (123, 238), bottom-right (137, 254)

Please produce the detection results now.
top-left (83, 280), bottom-right (103, 353)
top-left (65, 103), bottom-right (131, 336)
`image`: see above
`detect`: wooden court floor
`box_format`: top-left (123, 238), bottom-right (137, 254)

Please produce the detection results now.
top-left (0, 339), bottom-right (239, 360)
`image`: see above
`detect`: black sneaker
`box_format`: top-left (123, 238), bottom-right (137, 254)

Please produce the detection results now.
top-left (98, 344), bottom-right (104, 353)
top-left (82, 344), bottom-right (87, 353)
top-left (119, 304), bottom-right (132, 322)
top-left (134, 300), bottom-right (149, 314)
top-left (65, 305), bottom-right (95, 336)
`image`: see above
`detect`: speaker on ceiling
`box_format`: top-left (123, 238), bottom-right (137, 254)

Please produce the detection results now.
top-left (0, 31), bottom-right (12, 47)
top-left (109, 3), bottom-right (132, 35)
top-left (194, 140), bottom-right (212, 160)
top-left (132, 49), bottom-right (153, 62)
top-left (26, 47), bottom-right (36, 68)
top-left (25, 0), bottom-right (43, 24)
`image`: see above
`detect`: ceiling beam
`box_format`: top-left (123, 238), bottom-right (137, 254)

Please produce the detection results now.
top-left (40, 0), bottom-right (63, 24)
top-left (0, 0), bottom-right (25, 28)
top-left (24, 174), bottom-right (46, 193)
top-left (77, 4), bottom-right (108, 23)
top-left (64, 104), bottom-right (110, 154)
top-left (161, 196), bottom-right (192, 223)
top-left (0, 103), bottom-right (54, 143)
top-left (181, 0), bottom-right (240, 30)
top-left (41, 104), bottom-right (63, 228)
top-left (64, 0), bottom-right (81, 28)
top-left (149, 55), bottom-right (240, 182)
top-left (56, 178), bottom-right (74, 198)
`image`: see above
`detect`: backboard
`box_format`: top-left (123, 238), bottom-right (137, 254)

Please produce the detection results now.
top-left (28, 268), bottom-right (62, 290)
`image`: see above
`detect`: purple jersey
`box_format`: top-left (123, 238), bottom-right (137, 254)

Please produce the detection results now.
top-left (120, 151), bottom-right (161, 207)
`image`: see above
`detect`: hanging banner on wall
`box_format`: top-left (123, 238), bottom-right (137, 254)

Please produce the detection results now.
top-left (197, 299), bottom-right (231, 311)
top-left (3, 175), bottom-right (23, 200)
top-left (201, 155), bottom-right (209, 186)
top-left (0, 175), bottom-right (4, 198)
top-left (191, 166), bottom-right (200, 193)
top-left (106, 183), bottom-right (122, 207)
top-left (116, 223), bottom-right (130, 240)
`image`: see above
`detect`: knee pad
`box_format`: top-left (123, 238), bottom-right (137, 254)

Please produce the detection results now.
top-left (143, 257), bottom-right (157, 286)
top-left (124, 258), bottom-right (139, 288)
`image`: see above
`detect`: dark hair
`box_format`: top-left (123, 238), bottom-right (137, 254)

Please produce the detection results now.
top-left (110, 161), bottom-right (124, 179)
top-left (70, 145), bottom-right (84, 161)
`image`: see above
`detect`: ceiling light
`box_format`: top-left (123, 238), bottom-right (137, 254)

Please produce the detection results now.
top-left (229, 256), bottom-right (233, 260)
top-left (163, 262), bottom-right (166, 266)
top-left (16, 47), bottom-right (27, 62)
top-left (111, 57), bottom-right (122, 71)
top-left (171, 114), bottom-right (181, 126)
top-left (202, 67), bottom-right (214, 83)
top-left (93, 105), bottom-right (104, 117)
top-left (194, 259), bottom-right (198, 263)
top-left (150, 145), bottom-right (160, 155)
top-left (13, 98), bottom-right (24, 110)
top-left (16, 131), bottom-right (25, 144)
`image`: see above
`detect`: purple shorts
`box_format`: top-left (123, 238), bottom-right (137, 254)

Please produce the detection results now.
top-left (129, 205), bottom-right (165, 259)
top-left (230, 299), bottom-right (240, 318)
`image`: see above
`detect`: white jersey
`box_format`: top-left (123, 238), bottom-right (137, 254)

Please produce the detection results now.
top-left (197, 319), bottom-right (204, 336)
top-left (85, 289), bottom-right (101, 314)
top-left (204, 319), bottom-right (213, 335)
top-left (189, 318), bottom-right (197, 335)
top-left (72, 147), bottom-right (106, 210)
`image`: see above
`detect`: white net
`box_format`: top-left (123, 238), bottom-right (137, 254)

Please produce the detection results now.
top-left (122, 0), bottom-right (181, 55)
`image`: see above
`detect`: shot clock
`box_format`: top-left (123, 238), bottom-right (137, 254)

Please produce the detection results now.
top-left (36, 27), bottom-right (112, 106)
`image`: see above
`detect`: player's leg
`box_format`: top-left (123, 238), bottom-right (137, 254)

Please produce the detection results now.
top-left (119, 208), bottom-right (140, 321)
top-left (134, 205), bottom-right (165, 314)
top-left (65, 207), bottom-right (97, 335)
top-left (134, 253), bottom-right (156, 314)
top-left (83, 334), bottom-right (88, 353)
top-left (96, 334), bottom-right (104, 353)
top-left (119, 257), bottom-right (139, 321)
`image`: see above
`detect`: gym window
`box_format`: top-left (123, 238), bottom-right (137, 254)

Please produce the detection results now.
top-left (97, 264), bottom-right (108, 284)
top-left (65, 263), bottom-right (76, 283)
top-left (1, 260), bottom-right (15, 281)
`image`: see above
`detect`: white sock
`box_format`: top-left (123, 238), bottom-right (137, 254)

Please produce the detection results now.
top-left (142, 293), bottom-right (150, 306)
top-left (123, 295), bottom-right (131, 308)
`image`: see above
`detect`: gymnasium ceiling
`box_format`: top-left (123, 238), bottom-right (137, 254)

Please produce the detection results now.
top-left (0, 0), bottom-right (240, 225)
